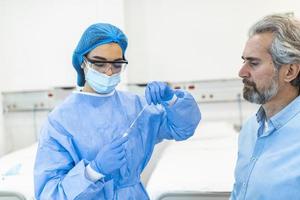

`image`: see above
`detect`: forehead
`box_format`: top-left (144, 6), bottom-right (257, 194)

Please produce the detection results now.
top-left (88, 43), bottom-right (123, 58)
top-left (243, 32), bottom-right (274, 58)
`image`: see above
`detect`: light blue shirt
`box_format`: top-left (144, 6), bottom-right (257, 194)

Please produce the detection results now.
top-left (231, 95), bottom-right (300, 200)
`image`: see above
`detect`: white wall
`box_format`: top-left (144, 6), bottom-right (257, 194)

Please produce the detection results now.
top-left (124, 0), bottom-right (300, 83)
top-left (0, 0), bottom-right (125, 156)
top-left (0, 0), bottom-right (125, 92)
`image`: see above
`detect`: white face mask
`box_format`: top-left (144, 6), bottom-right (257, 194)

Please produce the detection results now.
top-left (85, 66), bottom-right (121, 94)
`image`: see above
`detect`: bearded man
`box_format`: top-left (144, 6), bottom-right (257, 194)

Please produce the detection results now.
top-left (231, 14), bottom-right (300, 200)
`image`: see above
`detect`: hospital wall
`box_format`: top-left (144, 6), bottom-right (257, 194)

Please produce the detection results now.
top-left (124, 0), bottom-right (300, 83)
top-left (1, 0), bottom-right (300, 156)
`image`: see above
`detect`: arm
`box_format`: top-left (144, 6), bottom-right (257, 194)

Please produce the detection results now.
top-left (156, 91), bottom-right (201, 142)
top-left (145, 81), bottom-right (201, 143)
top-left (34, 120), bottom-right (105, 200)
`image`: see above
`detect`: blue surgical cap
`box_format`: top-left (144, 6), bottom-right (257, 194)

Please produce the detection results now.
top-left (72, 23), bottom-right (128, 86)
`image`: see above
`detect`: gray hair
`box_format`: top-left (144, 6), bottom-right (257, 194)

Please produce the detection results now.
top-left (249, 14), bottom-right (300, 87)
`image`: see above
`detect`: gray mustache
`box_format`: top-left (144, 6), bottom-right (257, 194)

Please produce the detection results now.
top-left (242, 79), bottom-right (256, 87)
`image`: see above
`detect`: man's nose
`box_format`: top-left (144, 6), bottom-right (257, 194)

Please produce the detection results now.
top-left (239, 64), bottom-right (250, 78)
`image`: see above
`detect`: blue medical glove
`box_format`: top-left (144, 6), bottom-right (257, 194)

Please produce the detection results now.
top-left (90, 135), bottom-right (128, 176)
top-left (145, 81), bottom-right (184, 105)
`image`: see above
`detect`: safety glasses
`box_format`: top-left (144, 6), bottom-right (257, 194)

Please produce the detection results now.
top-left (83, 56), bottom-right (128, 74)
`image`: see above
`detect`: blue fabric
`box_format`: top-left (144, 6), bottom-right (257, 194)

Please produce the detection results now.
top-left (34, 90), bottom-right (201, 200)
top-left (145, 82), bottom-right (184, 105)
top-left (231, 95), bottom-right (300, 200)
top-left (72, 23), bottom-right (128, 86)
top-left (86, 67), bottom-right (121, 94)
top-left (89, 135), bottom-right (128, 176)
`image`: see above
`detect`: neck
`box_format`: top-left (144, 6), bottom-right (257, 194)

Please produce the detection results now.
top-left (82, 83), bottom-right (96, 93)
top-left (263, 86), bottom-right (299, 119)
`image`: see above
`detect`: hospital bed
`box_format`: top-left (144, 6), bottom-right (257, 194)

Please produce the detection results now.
top-left (0, 143), bottom-right (37, 200)
top-left (0, 192), bottom-right (26, 200)
top-left (146, 121), bottom-right (238, 200)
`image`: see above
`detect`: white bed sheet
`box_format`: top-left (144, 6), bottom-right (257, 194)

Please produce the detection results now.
top-left (0, 143), bottom-right (37, 199)
top-left (146, 121), bottom-right (238, 200)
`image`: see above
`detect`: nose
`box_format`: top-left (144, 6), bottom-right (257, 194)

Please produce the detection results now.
top-left (104, 64), bottom-right (114, 76)
top-left (239, 63), bottom-right (250, 79)
top-left (105, 69), bottom-right (113, 76)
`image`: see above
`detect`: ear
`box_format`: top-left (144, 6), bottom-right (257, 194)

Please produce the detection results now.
top-left (283, 63), bottom-right (300, 83)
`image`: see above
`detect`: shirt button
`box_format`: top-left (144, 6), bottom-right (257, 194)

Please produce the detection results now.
top-left (251, 157), bottom-right (257, 162)
top-left (242, 182), bottom-right (246, 187)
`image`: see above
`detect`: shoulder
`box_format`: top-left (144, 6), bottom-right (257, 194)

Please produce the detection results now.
top-left (241, 114), bottom-right (258, 130)
top-left (48, 93), bottom-right (78, 120)
top-left (39, 94), bottom-right (80, 142)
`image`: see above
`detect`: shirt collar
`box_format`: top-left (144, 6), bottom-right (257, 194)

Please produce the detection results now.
top-left (270, 95), bottom-right (300, 130)
top-left (256, 95), bottom-right (300, 130)
top-left (256, 106), bottom-right (266, 123)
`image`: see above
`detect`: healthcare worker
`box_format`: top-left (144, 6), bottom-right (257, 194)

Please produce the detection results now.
top-left (34, 23), bottom-right (201, 200)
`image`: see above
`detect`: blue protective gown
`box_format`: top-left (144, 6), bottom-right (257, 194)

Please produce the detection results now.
top-left (34, 90), bottom-right (201, 200)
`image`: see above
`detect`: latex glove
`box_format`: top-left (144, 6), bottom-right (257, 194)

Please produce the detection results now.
top-left (90, 135), bottom-right (128, 176)
top-left (145, 81), bottom-right (184, 105)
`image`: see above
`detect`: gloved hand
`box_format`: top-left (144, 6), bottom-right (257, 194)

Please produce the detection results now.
top-left (145, 81), bottom-right (184, 105)
top-left (90, 135), bottom-right (128, 176)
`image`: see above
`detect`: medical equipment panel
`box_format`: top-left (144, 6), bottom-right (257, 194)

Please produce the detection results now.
top-left (2, 87), bottom-right (74, 153)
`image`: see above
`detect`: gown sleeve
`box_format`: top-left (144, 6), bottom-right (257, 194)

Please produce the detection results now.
top-left (156, 91), bottom-right (201, 143)
top-left (34, 118), bottom-right (106, 200)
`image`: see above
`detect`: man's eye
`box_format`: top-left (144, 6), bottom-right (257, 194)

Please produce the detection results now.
top-left (250, 62), bottom-right (259, 66)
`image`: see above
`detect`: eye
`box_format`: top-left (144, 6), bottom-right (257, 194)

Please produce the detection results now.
top-left (250, 61), bottom-right (259, 67)
top-left (93, 62), bottom-right (106, 67)
top-left (113, 63), bottom-right (122, 69)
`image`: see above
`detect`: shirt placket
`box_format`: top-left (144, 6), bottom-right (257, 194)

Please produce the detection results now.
top-left (241, 121), bottom-right (266, 200)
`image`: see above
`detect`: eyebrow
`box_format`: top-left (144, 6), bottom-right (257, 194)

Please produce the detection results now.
top-left (91, 56), bottom-right (124, 61)
top-left (241, 56), bottom-right (261, 61)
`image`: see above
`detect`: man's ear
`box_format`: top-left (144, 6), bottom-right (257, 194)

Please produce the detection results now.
top-left (284, 63), bottom-right (300, 83)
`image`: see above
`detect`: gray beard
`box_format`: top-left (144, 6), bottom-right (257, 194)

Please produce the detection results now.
top-left (242, 74), bottom-right (279, 104)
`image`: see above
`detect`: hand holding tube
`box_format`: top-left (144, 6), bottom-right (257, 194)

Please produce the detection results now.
top-left (90, 135), bottom-right (128, 176)
top-left (145, 81), bottom-right (184, 105)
